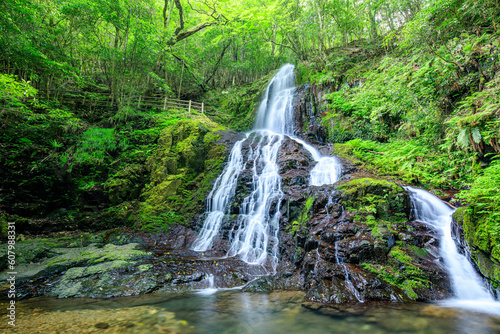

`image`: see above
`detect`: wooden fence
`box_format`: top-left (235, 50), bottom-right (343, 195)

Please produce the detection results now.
top-left (136, 96), bottom-right (204, 113)
top-left (37, 90), bottom-right (206, 114)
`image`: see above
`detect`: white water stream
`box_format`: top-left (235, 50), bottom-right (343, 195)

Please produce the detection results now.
top-left (197, 274), bottom-right (217, 295)
top-left (407, 186), bottom-right (500, 315)
top-left (193, 64), bottom-right (342, 271)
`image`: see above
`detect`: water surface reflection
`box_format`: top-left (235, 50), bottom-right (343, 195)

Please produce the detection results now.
top-left (8, 290), bottom-right (500, 333)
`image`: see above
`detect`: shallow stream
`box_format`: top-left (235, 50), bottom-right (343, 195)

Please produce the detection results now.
top-left (3, 290), bottom-right (500, 333)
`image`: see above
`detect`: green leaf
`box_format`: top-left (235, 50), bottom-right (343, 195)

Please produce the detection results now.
top-left (471, 127), bottom-right (482, 144)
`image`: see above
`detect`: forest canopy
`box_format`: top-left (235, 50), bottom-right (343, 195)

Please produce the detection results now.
top-left (2, 0), bottom-right (475, 101)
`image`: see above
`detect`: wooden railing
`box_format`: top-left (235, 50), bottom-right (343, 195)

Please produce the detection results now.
top-left (37, 89), bottom-right (207, 114)
top-left (137, 96), bottom-right (205, 113)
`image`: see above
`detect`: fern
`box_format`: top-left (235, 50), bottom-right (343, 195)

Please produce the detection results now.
top-left (471, 127), bottom-right (482, 144)
top-left (457, 128), bottom-right (470, 149)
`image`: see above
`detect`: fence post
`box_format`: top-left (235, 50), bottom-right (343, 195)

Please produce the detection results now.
top-left (201, 102), bottom-right (204, 114)
top-left (188, 100), bottom-right (192, 114)
top-left (163, 97), bottom-right (167, 110)
top-left (138, 96), bottom-right (142, 108)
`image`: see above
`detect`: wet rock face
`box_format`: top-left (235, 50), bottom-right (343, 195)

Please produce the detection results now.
top-left (292, 83), bottom-right (329, 144)
top-left (216, 127), bottom-right (452, 303)
top-left (277, 174), bottom-right (452, 303)
top-left (277, 137), bottom-right (316, 187)
top-left (453, 207), bottom-right (500, 289)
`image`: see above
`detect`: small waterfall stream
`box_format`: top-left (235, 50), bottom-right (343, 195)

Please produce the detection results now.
top-left (407, 186), bottom-right (500, 315)
top-left (310, 156), bottom-right (342, 186)
top-left (198, 274), bottom-right (217, 295)
top-left (192, 64), bottom-right (342, 270)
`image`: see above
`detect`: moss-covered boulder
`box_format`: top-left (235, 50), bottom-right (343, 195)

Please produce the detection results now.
top-left (0, 239), bottom-right (50, 270)
top-left (338, 177), bottom-right (409, 221)
top-left (453, 207), bottom-right (500, 288)
top-left (104, 165), bottom-right (147, 204)
top-left (139, 118), bottom-right (231, 227)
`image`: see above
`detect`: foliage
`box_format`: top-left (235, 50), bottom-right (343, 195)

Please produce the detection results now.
top-left (71, 128), bottom-right (126, 165)
top-left (336, 139), bottom-right (479, 189)
top-left (0, 73), bottom-right (37, 102)
top-left (1, 0), bottom-right (499, 240)
top-left (456, 158), bottom-right (500, 234)
top-left (289, 197), bottom-right (315, 236)
top-left (362, 244), bottom-right (430, 300)
top-left (459, 159), bottom-right (500, 212)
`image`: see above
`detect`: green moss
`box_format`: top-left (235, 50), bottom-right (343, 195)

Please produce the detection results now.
top-left (454, 206), bottom-right (500, 286)
top-left (454, 207), bottom-right (497, 256)
top-left (104, 165), bottom-right (146, 204)
top-left (361, 245), bottom-right (430, 300)
top-left (138, 118), bottom-right (227, 228)
top-left (288, 197), bottom-right (315, 235)
top-left (338, 177), bottom-right (408, 222)
top-left (0, 239), bottom-right (50, 269)
top-left (46, 243), bottom-right (151, 267)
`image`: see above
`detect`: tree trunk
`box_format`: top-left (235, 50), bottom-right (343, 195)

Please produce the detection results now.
top-left (368, 4), bottom-right (378, 40)
top-left (111, 26), bottom-right (120, 106)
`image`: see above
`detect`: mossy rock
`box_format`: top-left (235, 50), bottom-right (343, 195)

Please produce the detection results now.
top-left (0, 240), bottom-right (50, 270)
top-left (46, 243), bottom-right (151, 268)
top-left (361, 244), bottom-right (434, 300)
top-left (454, 207), bottom-right (500, 287)
top-left (453, 207), bottom-right (479, 249)
top-left (47, 260), bottom-right (157, 298)
top-left (0, 233), bottom-right (111, 270)
top-left (139, 118), bottom-right (228, 227)
top-left (338, 177), bottom-right (409, 221)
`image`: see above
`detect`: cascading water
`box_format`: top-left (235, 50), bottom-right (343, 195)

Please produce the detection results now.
top-left (310, 156), bottom-right (342, 186)
top-left (193, 63), bottom-right (342, 272)
top-left (226, 131), bottom-right (283, 269)
top-left (192, 139), bottom-right (246, 251)
top-left (198, 274), bottom-right (217, 295)
top-left (334, 241), bottom-right (364, 303)
top-left (407, 186), bottom-right (500, 315)
top-left (254, 64), bottom-right (295, 134)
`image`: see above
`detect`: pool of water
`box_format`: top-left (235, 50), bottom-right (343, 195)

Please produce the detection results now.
top-left (4, 290), bottom-right (500, 333)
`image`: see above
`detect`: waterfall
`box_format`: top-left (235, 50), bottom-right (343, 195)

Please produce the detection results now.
top-left (192, 65), bottom-right (294, 271)
top-left (198, 274), bottom-right (217, 295)
top-left (193, 63), bottom-right (342, 272)
top-left (335, 241), bottom-right (364, 302)
top-left (192, 139), bottom-right (246, 251)
top-left (226, 131), bottom-right (283, 269)
top-left (407, 186), bottom-right (500, 315)
top-left (310, 156), bottom-right (342, 186)
top-left (254, 64), bottom-right (295, 134)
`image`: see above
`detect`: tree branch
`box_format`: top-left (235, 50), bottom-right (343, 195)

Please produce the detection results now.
top-left (260, 27), bottom-right (298, 56)
top-left (169, 21), bottom-right (218, 45)
top-left (204, 40), bottom-right (232, 86)
top-left (171, 53), bottom-right (208, 92)
top-left (173, 0), bottom-right (184, 35)
top-left (166, 0), bottom-right (227, 46)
